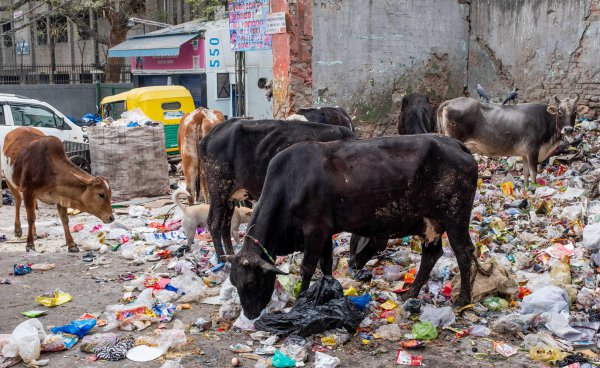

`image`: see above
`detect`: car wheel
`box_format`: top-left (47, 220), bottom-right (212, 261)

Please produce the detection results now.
top-left (69, 155), bottom-right (91, 174)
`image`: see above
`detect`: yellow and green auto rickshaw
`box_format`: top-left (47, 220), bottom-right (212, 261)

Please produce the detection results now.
top-left (101, 85), bottom-right (195, 154)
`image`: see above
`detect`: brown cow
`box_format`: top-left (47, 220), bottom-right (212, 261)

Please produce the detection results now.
top-left (1, 127), bottom-right (114, 252)
top-left (177, 107), bottom-right (225, 205)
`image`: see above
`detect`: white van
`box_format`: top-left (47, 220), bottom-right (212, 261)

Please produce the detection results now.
top-left (0, 93), bottom-right (90, 173)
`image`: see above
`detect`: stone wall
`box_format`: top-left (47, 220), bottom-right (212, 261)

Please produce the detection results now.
top-left (312, 0), bottom-right (470, 136)
top-left (468, 0), bottom-right (600, 116)
top-left (310, 0), bottom-right (600, 136)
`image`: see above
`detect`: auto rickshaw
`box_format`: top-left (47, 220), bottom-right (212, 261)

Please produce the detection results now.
top-left (100, 85), bottom-right (195, 154)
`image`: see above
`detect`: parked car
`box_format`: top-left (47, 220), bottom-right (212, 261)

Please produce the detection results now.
top-left (100, 85), bottom-right (196, 155)
top-left (0, 93), bottom-right (90, 174)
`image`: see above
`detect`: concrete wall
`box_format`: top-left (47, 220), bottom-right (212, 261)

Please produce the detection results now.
top-left (312, 0), bottom-right (470, 136)
top-left (0, 83), bottom-right (133, 118)
top-left (469, 0), bottom-right (600, 115)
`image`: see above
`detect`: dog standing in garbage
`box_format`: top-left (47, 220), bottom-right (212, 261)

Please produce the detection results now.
top-left (172, 188), bottom-right (252, 252)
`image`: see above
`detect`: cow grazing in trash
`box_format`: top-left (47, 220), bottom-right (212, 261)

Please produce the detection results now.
top-left (227, 135), bottom-right (480, 319)
top-left (177, 107), bottom-right (225, 204)
top-left (286, 106), bottom-right (355, 132)
top-left (1, 127), bottom-right (114, 252)
top-left (437, 95), bottom-right (579, 187)
top-left (397, 93), bottom-right (437, 135)
top-left (200, 119), bottom-right (355, 259)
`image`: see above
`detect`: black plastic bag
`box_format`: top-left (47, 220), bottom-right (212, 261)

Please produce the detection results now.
top-left (254, 276), bottom-right (365, 337)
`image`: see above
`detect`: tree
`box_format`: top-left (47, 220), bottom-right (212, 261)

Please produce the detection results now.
top-left (185, 0), bottom-right (227, 20)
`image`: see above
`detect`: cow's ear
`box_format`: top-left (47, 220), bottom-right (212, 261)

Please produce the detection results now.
top-left (260, 260), bottom-right (288, 275)
top-left (245, 210), bottom-right (253, 217)
top-left (547, 105), bottom-right (558, 115)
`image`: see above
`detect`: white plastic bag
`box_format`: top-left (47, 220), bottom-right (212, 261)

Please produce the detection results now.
top-left (521, 285), bottom-right (569, 317)
top-left (315, 352), bottom-right (340, 368)
top-left (583, 222), bottom-right (600, 251)
top-left (419, 305), bottom-right (455, 327)
top-left (2, 319), bottom-right (46, 363)
top-left (375, 323), bottom-right (403, 341)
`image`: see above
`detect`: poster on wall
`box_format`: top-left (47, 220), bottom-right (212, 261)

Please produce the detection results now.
top-left (228, 0), bottom-right (272, 52)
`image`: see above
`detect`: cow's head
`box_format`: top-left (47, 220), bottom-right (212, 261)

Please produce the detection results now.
top-left (227, 249), bottom-right (287, 319)
top-left (73, 172), bottom-right (115, 224)
top-left (547, 94), bottom-right (579, 136)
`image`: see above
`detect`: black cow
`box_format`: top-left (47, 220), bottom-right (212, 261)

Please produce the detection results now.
top-left (397, 94), bottom-right (436, 135)
top-left (200, 119), bottom-right (355, 258)
top-left (438, 95), bottom-right (579, 187)
top-left (227, 135), bottom-right (479, 319)
top-left (287, 107), bottom-right (354, 132)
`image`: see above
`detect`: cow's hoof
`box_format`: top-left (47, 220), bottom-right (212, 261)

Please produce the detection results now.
top-left (25, 244), bottom-right (35, 252)
top-left (175, 245), bottom-right (191, 258)
top-left (68, 246), bottom-right (80, 253)
top-left (15, 228), bottom-right (22, 238)
top-left (454, 296), bottom-right (471, 309)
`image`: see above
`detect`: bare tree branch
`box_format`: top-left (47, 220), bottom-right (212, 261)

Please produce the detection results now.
top-left (0, 0), bottom-right (30, 12)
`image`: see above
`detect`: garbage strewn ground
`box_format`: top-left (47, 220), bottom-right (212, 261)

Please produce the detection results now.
top-left (2, 121), bottom-right (600, 367)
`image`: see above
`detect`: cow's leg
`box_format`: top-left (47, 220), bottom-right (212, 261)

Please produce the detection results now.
top-left (6, 181), bottom-right (22, 238)
top-left (199, 167), bottom-right (210, 204)
top-left (57, 204), bottom-right (79, 252)
top-left (445, 223), bottom-right (475, 307)
top-left (300, 229), bottom-right (328, 293)
top-left (23, 192), bottom-right (37, 252)
top-left (185, 167), bottom-right (198, 206)
top-left (406, 237), bottom-right (443, 299)
top-left (319, 237), bottom-right (333, 276)
top-left (209, 202), bottom-right (227, 260)
top-left (522, 155), bottom-right (530, 188)
top-left (221, 205), bottom-right (235, 255)
top-left (526, 150), bottom-right (539, 187)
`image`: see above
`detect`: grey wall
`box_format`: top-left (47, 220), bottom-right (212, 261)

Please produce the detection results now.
top-left (312, 0), bottom-right (470, 136)
top-left (0, 83), bottom-right (133, 118)
top-left (312, 0), bottom-right (600, 136)
top-left (469, 0), bottom-right (600, 114)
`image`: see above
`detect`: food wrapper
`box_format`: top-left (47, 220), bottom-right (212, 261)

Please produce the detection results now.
top-left (35, 289), bottom-right (73, 307)
top-left (396, 349), bottom-right (423, 366)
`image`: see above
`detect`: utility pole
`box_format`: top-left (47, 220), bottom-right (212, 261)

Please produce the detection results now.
top-left (235, 51), bottom-right (246, 117)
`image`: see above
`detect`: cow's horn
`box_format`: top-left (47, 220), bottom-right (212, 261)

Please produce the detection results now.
top-left (573, 93), bottom-right (580, 104)
top-left (72, 171), bottom-right (94, 185)
top-left (355, 236), bottom-right (371, 254)
top-left (260, 260), bottom-right (288, 275)
top-left (554, 95), bottom-right (561, 104)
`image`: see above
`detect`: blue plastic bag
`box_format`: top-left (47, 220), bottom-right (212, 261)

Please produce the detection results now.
top-left (50, 318), bottom-right (96, 338)
top-left (348, 293), bottom-right (371, 310)
top-left (272, 350), bottom-right (296, 368)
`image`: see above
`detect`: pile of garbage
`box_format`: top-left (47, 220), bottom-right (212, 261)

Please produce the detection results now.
top-left (3, 120), bottom-right (600, 367)
top-left (97, 108), bottom-right (159, 128)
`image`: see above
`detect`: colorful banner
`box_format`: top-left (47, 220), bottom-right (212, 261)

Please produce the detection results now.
top-left (228, 0), bottom-right (272, 52)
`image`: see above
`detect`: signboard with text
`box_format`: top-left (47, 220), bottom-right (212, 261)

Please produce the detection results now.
top-left (228, 0), bottom-right (271, 52)
top-left (265, 12), bottom-right (286, 34)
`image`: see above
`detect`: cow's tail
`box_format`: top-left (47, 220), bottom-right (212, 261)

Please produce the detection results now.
top-left (172, 188), bottom-right (189, 212)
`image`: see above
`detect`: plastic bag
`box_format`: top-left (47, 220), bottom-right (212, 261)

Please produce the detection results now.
top-left (254, 276), bottom-right (365, 337)
top-left (529, 345), bottom-right (567, 363)
top-left (375, 323), bottom-right (403, 341)
top-left (521, 286), bottom-right (570, 317)
top-left (35, 289), bottom-right (72, 307)
top-left (315, 352), bottom-right (340, 368)
top-left (419, 305), bottom-right (455, 328)
top-left (412, 322), bottom-right (437, 340)
top-left (41, 333), bottom-right (78, 352)
top-left (491, 313), bottom-right (538, 335)
top-left (583, 222), bottom-right (600, 251)
top-left (347, 293), bottom-right (371, 310)
top-left (271, 350), bottom-right (296, 368)
top-left (1, 319), bottom-right (46, 363)
top-left (79, 333), bottom-right (119, 353)
top-left (279, 335), bottom-right (308, 364)
top-left (383, 265), bottom-right (403, 281)
top-left (50, 318), bottom-right (96, 338)
top-left (482, 296), bottom-right (509, 311)
top-left (470, 325), bottom-right (491, 337)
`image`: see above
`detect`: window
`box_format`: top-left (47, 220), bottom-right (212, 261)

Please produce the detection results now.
top-left (0, 105), bottom-right (6, 125)
top-left (2, 21), bottom-right (12, 47)
top-left (36, 18), bottom-right (47, 45)
top-left (79, 73), bottom-right (93, 83)
top-left (103, 101), bottom-right (126, 119)
top-left (217, 73), bottom-right (230, 98)
top-left (10, 105), bottom-right (64, 129)
top-left (53, 73), bottom-right (70, 84)
top-left (161, 101), bottom-right (181, 110)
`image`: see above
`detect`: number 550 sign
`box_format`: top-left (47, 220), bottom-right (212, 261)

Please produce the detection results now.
top-left (205, 28), bottom-right (229, 70)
